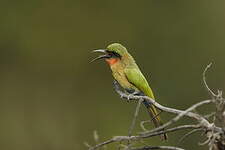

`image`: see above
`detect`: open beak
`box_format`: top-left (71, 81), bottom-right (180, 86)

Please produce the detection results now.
top-left (91, 49), bottom-right (109, 62)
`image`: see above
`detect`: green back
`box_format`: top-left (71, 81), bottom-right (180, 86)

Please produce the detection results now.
top-left (125, 67), bottom-right (155, 99)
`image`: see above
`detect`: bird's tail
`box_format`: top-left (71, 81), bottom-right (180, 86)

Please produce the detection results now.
top-left (143, 100), bottom-right (168, 140)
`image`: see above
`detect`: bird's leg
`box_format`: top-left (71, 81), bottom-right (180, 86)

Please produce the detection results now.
top-left (126, 89), bottom-right (145, 100)
top-left (127, 92), bottom-right (137, 100)
top-left (113, 80), bottom-right (143, 101)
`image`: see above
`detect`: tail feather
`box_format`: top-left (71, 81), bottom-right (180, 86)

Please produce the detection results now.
top-left (143, 100), bottom-right (168, 140)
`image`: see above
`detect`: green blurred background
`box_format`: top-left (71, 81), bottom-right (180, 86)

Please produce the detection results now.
top-left (0, 0), bottom-right (225, 150)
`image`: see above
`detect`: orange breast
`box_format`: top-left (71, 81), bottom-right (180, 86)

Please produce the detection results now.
top-left (105, 58), bottom-right (119, 65)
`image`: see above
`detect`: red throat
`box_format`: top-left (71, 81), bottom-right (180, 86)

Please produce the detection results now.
top-left (105, 58), bottom-right (119, 65)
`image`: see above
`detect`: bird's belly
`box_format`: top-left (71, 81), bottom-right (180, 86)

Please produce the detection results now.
top-left (112, 72), bottom-right (138, 91)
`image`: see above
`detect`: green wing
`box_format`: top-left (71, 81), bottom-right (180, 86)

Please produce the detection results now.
top-left (125, 67), bottom-right (155, 99)
top-left (125, 67), bottom-right (167, 140)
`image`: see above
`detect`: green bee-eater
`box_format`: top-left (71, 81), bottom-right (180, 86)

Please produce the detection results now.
top-left (92, 43), bottom-right (167, 140)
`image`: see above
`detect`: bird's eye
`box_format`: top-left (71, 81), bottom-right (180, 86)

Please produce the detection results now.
top-left (110, 52), bottom-right (121, 58)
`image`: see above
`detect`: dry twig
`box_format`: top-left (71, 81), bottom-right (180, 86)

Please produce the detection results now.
top-left (88, 63), bottom-right (225, 150)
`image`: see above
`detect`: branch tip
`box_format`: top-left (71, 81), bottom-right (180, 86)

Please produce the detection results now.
top-left (203, 62), bottom-right (216, 98)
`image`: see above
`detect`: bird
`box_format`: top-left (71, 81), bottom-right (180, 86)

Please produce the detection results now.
top-left (91, 43), bottom-right (167, 140)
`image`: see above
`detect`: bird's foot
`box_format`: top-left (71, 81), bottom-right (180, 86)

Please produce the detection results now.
top-left (127, 94), bottom-right (134, 101)
top-left (120, 95), bottom-right (125, 99)
top-left (127, 91), bottom-right (143, 100)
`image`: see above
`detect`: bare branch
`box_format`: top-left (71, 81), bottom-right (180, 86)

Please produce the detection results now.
top-left (89, 138), bottom-right (119, 150)
top-left (140, 120), bottom-right (151, 131)
top-left (88, 64), bottom-right (225, 150)
top-left (84, 142), bottom-right (92, 148)
top-left (178, 128), bottom-right (203, 143)
top-left (114, 80), bottom-right (213, 123)
top-left (129, 99), bottom-right (144, 136)
top-left (140, 125), bottom-right (200, 139)
top-left (88, 125), bottom-right (199, 150)
top-left (93, 130), bottom-right (99, 143)
top-left (141, 99), bottom-right (213, 136)
top-left (130, 146), bottom-right (185, 150)
top-left (203, 63), bottom-right (216, 98)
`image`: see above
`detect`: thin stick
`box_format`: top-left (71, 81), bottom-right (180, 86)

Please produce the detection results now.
top-left (203, 63), bottom-right (216, 98)
top-left (88, 125), bottom-right (198, 150)
top-left (130, 146), bottom-right (185, 150)
top-left (88, 66), bottom-right (225, 150)
top-left (141, 99), bottom-right (212, 135)
top-left (129, 99), bottom-right (143, 136)
top-left (178, 128), bottom-right (203, 143)
top-left (140, 125), bottom-right (199, 139)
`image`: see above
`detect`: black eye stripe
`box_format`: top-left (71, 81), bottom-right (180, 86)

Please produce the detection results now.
top-left (107, 51), bottom-right (121, 58)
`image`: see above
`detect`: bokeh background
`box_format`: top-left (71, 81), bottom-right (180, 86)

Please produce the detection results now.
top-left (1, 0), bottom-right (225, 150)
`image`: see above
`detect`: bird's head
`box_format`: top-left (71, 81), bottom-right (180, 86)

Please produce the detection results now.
top-left (91, 43), bottom-right (128, 65)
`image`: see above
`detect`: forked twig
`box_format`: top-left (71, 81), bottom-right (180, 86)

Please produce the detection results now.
top-left (88, 64), bottom-right (225, 150)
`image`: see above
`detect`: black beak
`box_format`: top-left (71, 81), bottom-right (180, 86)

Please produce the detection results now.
top-left (91, 49), bottom-right (110, 62)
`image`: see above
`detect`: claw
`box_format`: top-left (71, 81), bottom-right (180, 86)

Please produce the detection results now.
top-left (127, 94), bottom-right (134, 100)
